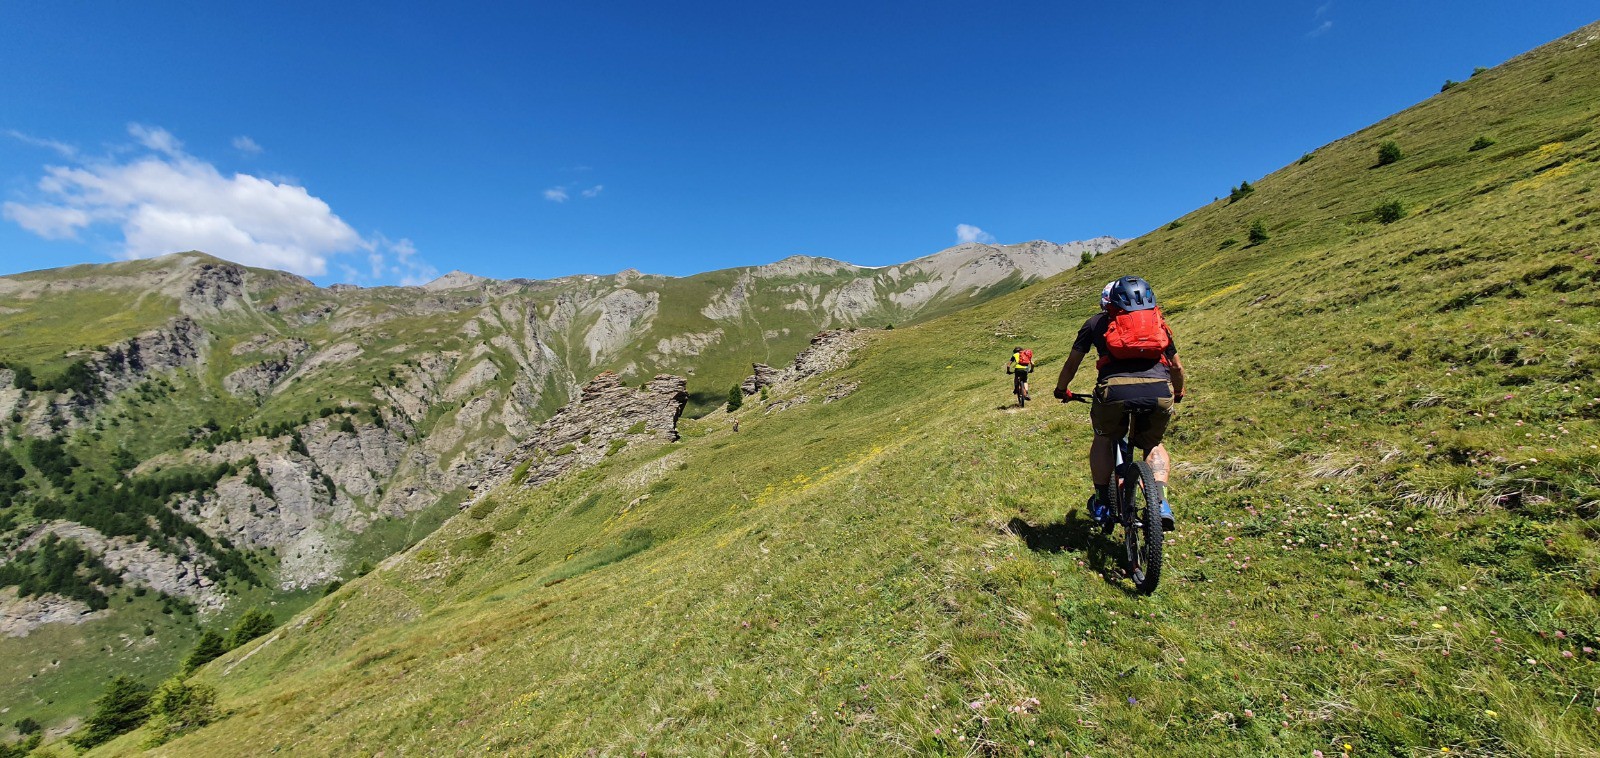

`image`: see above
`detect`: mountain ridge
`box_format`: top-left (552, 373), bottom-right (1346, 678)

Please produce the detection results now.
top-left (0, 235), bottom-right (1119, 728)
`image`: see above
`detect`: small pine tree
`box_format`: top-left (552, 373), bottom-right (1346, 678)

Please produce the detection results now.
top-left (726, 385), bottom-right (743, 413)
top-left (226, 607), bottom-right (275, 649)
top-left (183, 629), bottom-right (228, 673)
top-left (1440, 79), bottom-right (1460, 92)
top-left (1228, 181), bottom-right (1255, 203)
top-left (1377, 141), bottom-right (1403, 166)
top-left (70, 675), bottom-right (151, 748)
top-left (1248, 220), bottom-right (1270, 245)
top-left (142, 677), bottom-right (217, 747)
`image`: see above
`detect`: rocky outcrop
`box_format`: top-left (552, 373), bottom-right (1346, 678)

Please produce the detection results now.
top-left (422, 271), bottom-right (492, 291)
top-left (223, 356), bottom-right (295, 398)
top-left (285, 341), bottom-right (362, 382)
top-left (785, 329), bottom-right (868, 383)
top-left (474, 373), bottom-right (688, 494)
top-left (753, 255), bottom-right (859, 279)
top-left (583, 289), bottom-right (659, 362)
top-left (754, 329), bottom-right (870, 414)
top-left (824, 381), bottom-right (860, 403)
top-left (740, 363), bottom-right (782, 395)
top-left (90, 317), bottom-right (210, 397)
top-left (17, 317), bottom-right (211, 435)
top-left (0, 368), bottom-right (20, 421)
top-left (176, 261), bottom-right (249, 316)
top-left (1, 587), bottom-right (105, 638)
top-left (179, 450), bottom-right (341, 590)
top-left (302, 417), bottom-right (408, 499)
top-left (21, 522), bottom-right (226, 612)
top-left (651, 330), bottom-right (724, 361)
top-left (822, 278), bottom-right (881, 322)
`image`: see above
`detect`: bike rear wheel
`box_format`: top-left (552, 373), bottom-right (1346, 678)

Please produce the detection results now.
top-left (1119, 460), bottom-right (1164, 594)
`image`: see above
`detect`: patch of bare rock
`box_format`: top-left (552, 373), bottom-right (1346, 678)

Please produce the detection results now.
top-left (740, 328), bottom-right (869, 412)
top-left (473, 372), bottom-right (688, 495)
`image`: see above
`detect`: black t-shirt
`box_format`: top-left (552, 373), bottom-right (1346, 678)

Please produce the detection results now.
top-left (1071, 311), bottom-right (1178, 381)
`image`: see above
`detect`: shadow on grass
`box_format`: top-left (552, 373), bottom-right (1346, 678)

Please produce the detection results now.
top-left (1008, 513), bottom-right (1136, 594)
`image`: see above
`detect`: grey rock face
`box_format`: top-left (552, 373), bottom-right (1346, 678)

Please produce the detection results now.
top-left (90, 317), bottom-right (210, 397)
top-left (303, 417), bottom-right (407, 499)
top-left (18, 317), bottom-right (211, 435)
top-left (651, 330), bottom-right (724, 362)
top-left (0, 368), bottom-right (20, 421)
top-left (822, 278), bottom-right (881, 323)
top-left (583, 289), bottom-right (659, 363)
top-left (755, 329), bottom-right (870, 414)
top-left (20, 522), bottom-right (226, 612)
top-left (181, 449), bottom-right (342, 589)
top-left (701, 273), bottom-right (751, 320)
top-left (223, 356), bottom-right (295, 398)
top-left (740, 363), bottom-right (782, 395)
top-left (177, 261), bottom-right (249, 316)
top-left (1, 587), bottom-right (105, 638)
top-left (784, 329), bottom-right (868, 383)
top-left (475, 372), bottom-right (688, 494)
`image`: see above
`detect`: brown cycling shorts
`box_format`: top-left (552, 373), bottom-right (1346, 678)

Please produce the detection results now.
top-left (1091, 376), bottom-right (1174, 450)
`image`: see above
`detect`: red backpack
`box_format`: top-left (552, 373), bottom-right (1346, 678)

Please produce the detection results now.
top-left (1016, 349), bottom-right (1033, 367)
top-left (1103, 307), bottom-right (1171, 362)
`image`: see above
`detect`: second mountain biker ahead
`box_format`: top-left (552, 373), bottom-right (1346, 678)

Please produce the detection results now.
top-left (1006, 346), bottom-right (1034, 402)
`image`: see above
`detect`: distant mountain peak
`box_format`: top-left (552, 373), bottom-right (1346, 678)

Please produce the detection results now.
top-left (421, 270), bottom-right (493, 291)
top-left (753, 254), bottom-right (860, 279)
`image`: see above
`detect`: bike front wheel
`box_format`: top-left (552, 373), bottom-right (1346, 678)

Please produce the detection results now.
top-left (1120, 460), bottom-right (1164, 594)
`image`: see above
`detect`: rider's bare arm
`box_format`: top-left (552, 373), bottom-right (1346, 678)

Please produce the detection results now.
top-left (1170, 353), bottom-right (1186, 398)
top-left (1056, 349), bottom-right (1085, 395)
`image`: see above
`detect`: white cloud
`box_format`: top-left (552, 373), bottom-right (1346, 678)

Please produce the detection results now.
top-left (3, 203), bottom-right (93, 238)
top-left (543, 187), bottom-right (570, 203)
top-left (127, 123), bottom-right (183, 156)
top-left (581, 184), bottom-right (604, 198)
top-left (5, 130), bottom-right (78, 158)
top-left (345, 234), bottom-right (437, 286)
top-left (1308, 2), bottom-right (1333, 36)
top-left (3, 123), bottom-right (427, 280)
top-left (955, 223), bottom-right (996, 244)
top-left (232, 135), bottom-right (263, 155)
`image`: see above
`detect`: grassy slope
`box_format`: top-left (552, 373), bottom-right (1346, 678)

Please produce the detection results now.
top-left (120, 22), bottom-right (1600, 757)
top-left (1, 248), bottom-right (1039, 729)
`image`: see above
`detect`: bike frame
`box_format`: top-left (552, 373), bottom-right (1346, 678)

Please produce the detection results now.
top-left (1067, 393), bottom-right (1162, 593)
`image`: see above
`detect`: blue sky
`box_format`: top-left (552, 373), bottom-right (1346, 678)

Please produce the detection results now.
top-left (2, 2), bottom-right (1595, 284)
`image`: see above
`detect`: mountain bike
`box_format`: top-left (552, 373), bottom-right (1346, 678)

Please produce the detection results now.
top-left (1068, 395), bottom-right (1164, 594)
top-left (1012, 368), bottom-right (1031, 408)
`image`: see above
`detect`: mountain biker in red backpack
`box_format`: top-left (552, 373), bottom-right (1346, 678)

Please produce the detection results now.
top-left (1006, 347), bottom-right (1034, 402)
top-left (1052, 277), bottom-right (1186, 530)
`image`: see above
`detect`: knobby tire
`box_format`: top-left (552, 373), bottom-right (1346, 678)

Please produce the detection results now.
top-left (1121, 460), bottom-right (1164, 594)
